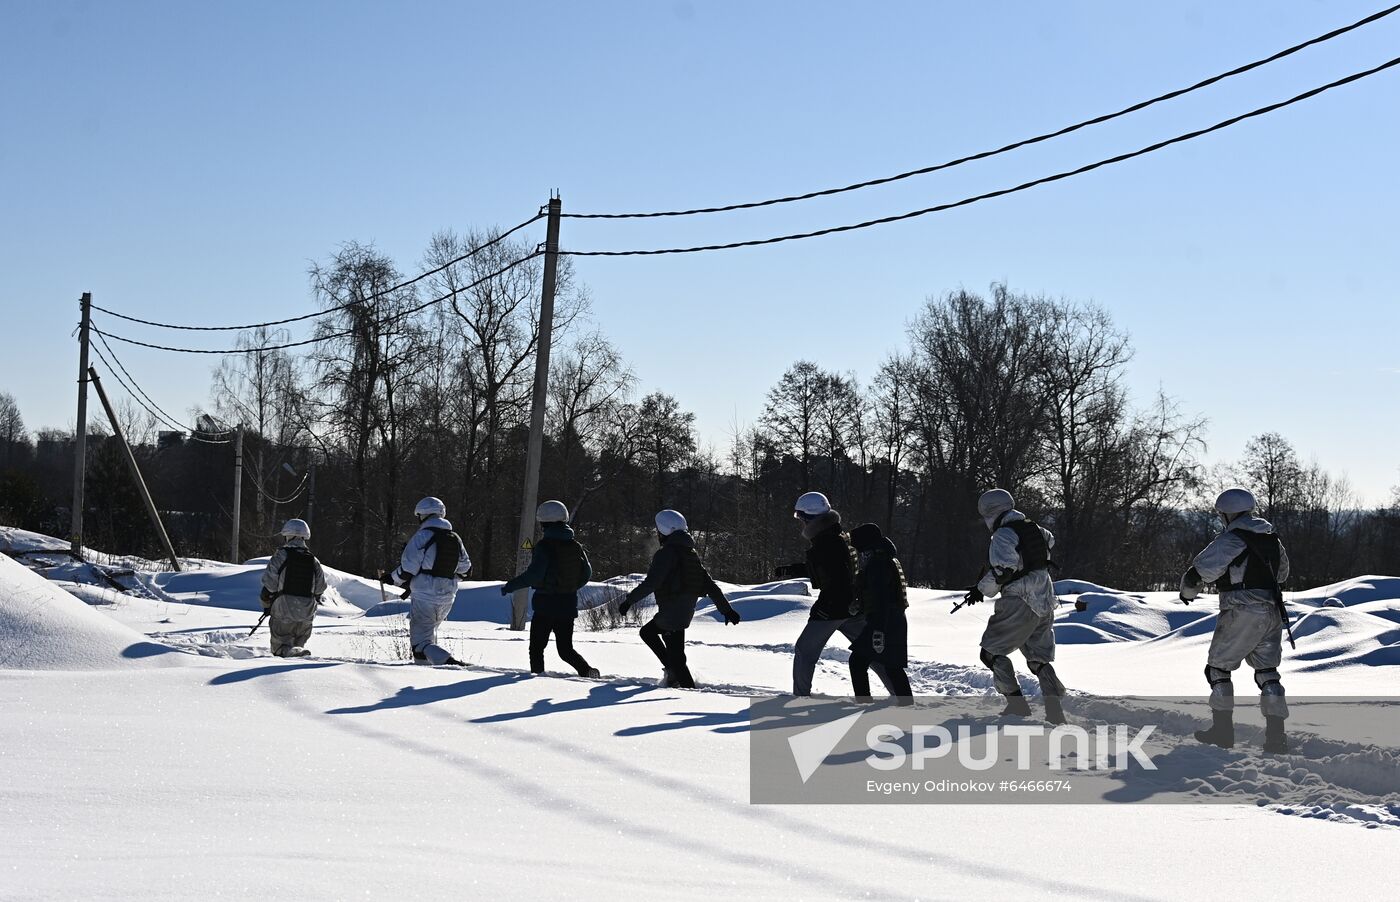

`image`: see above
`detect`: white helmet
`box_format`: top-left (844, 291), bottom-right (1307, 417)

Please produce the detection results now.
top-left (793, 492), bottom-right (831, 518)
top-left (1214, 487), bottom-right (1256, 518)
top-left (655, 509), bottom-right (688, 536)
top-left (280, 519), bottom-right (310, 540)
top-left (414, 496), bottom-right (447, 520)
top-left (977, 488), bottom-right (1015, 520)
top-left (537, 500), bottom-right (570, 523)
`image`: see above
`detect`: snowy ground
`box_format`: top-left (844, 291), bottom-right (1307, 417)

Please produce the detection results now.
top-left (2, 525), bottom-right (1398, 900)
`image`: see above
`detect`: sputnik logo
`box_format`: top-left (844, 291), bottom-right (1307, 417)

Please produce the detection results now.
top-left (787, 711), bottom-right (863, 783)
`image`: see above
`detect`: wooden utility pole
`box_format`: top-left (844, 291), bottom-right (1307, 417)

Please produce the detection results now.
top-left (71, 292), bottom-right (92, 557)
top-left (512, 196), bottom-right (562, 631)
top-left (87, 367), bottom-right (181, 572)
top-left (231, 425), bottom-right (244, 563)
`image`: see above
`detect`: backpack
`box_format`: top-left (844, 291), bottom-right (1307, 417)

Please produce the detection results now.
top-left (425, 528), bottom-right (463, 579)
top-left (538, 537), bottom-right (589, 593)
top-left (278, 547), bottom-right (317, 597)
top-left (665, 547), bottom-right (715, 598)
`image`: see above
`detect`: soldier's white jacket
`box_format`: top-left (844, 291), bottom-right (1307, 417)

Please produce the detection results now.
top-left (976, 510), bottom-right (1058, 617)
top-left (393, 516), bottom-right (472, 591)
top-left (1179, 514), bottom-right (1289, 609)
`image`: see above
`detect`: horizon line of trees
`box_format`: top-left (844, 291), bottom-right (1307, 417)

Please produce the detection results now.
top-left (3, 260), bottom-right (1398, 590)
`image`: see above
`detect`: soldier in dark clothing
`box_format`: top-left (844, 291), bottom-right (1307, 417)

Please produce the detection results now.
top-left (618, 509), bottom-right (740, 688)
top-left (501, 500), bottom-right (599, 678)
top-left (847, 523), bottom-right (914, 704)
top-left (783, 492), bottom-right (897, 697)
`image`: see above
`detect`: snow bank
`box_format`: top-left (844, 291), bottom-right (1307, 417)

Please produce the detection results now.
top-left (0, 554), bottom-right (182, 670)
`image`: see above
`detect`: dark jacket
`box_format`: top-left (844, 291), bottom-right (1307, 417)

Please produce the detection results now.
top-left (853, 537), bottom-right (910, 666)
top-left (502, 522), bottom-right (593, 619)
top-left (805, 521), bottom-right (860, 621)
top-left (625, 531), bottom-right (736, 631)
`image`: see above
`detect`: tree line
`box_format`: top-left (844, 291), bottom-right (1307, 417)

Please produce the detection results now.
top-left (2, 236), bottom-right (1397, 590)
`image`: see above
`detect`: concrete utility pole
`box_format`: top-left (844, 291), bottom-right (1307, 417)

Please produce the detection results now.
top-left (512, 195), bottom-right (562, 631)
top-left (231, 425), bottom-right (244, 563)
top-left (71, 292), bottom-right (92, 557)
top-left (306, 458), bottom-right (317, 530)
top-left (88, 367), bottom-right (181, 572)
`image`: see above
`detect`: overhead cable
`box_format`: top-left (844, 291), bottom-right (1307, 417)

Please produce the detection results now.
top-left (563, 55), bottom-right (1400, 256)
top-left (564, 4), bottom-right (1400, 220)
top-left (89, 211), bottom-right (544, 332)
top-left (90, 249), bottom-right (545, 355)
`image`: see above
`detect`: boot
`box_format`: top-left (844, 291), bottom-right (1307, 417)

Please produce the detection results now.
top-left (1194, 709), bottom-right (1235, 749)
top-left (659, 669), bottom-right (675, 688)
top-left (1043, 695), bottom-right (1067, 725)
top-left (1263, 715), bottom-right (1289, 754)
top-left (412, 650), bottom-right (430, 665)
top-left (1000, 691), bottom-right (1032, 717)
top-left (442, 654), bottom-right (467, 667)
top-left (583, 667), bottom-right (602, 679)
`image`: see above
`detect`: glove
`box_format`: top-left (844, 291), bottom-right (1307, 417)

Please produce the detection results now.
top-left (962, 587), bottom-right (983, 607)
top-left (500, 585), bottom-right (510, 596)
top-left (721, 607), bottom-right (741, 625)
top-left (617, 598), bottom-right (633, 616)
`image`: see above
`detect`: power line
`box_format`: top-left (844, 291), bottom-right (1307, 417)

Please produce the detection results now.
top-left (243, 466), bottom-right (308, 505)
top-left (565, 3), bottom-right (1400, 220)
top-left (92, 330), bottom-right (232, 439)
top-left (89, 211), bottom-right (544, 332)
top-left (563, 55), bottom-right (1400, 256)
top-left (90, 248), bottom-right (545, 355)
top-left (90, 341), bottom-right (232, 444)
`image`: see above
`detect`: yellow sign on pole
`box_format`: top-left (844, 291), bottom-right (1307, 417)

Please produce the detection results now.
top-left (521, 538), bottom-right (533, 551)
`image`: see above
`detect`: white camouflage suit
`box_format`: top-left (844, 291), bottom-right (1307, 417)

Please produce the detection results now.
top-left (392, 516), bottom-right (472, 665)
top-left (977, 510), bottom-right (1065, 697)
top-left (260, 539), bottom-right (328, 657)
top-left (1180, 515), bottom-right (1290, 717)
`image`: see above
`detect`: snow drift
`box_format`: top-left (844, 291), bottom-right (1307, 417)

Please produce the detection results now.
top-left (0, 553), bottom-right (181, 670)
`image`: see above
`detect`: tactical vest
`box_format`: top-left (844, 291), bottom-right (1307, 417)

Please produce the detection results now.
top-left (1221, 530), bottom-right (1282, 591)
top-left (279, 547), bottom-right (317, 597)
top-left (537, 537), bottom-right (589, 594)
top-left (425, 528), bottom-right (463, 579)
top-left (998, 517), bottom-right (1051, 585)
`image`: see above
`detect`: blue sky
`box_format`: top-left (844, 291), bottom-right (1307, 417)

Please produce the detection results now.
top-left (3, 1), bottom-right (1398, 500)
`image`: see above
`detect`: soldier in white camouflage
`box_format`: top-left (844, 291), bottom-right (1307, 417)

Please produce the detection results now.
top-left (1180, 487), bottom-right (1292, 754)
top-left (259, 519), bottom-right (326, 658)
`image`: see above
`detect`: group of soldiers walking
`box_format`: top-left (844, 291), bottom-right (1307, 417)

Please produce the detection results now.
top-left (255, 481), bottom-right (1295, 754)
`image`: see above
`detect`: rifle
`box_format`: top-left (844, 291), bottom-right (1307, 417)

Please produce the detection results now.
top-left (950, 565), bottom-right (991, 614)
top-left (247, 611), bottom-right (269, 637)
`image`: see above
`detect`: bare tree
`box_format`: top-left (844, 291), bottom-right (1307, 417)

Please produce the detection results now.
top-left (0, 392), bottom-right (29, 467)
top-left (633, 392), bottom-right (696, 510)
top-left (548, 330), bottom-right (635, 515)
top-left (309, 242), bottom-right (422, 572)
